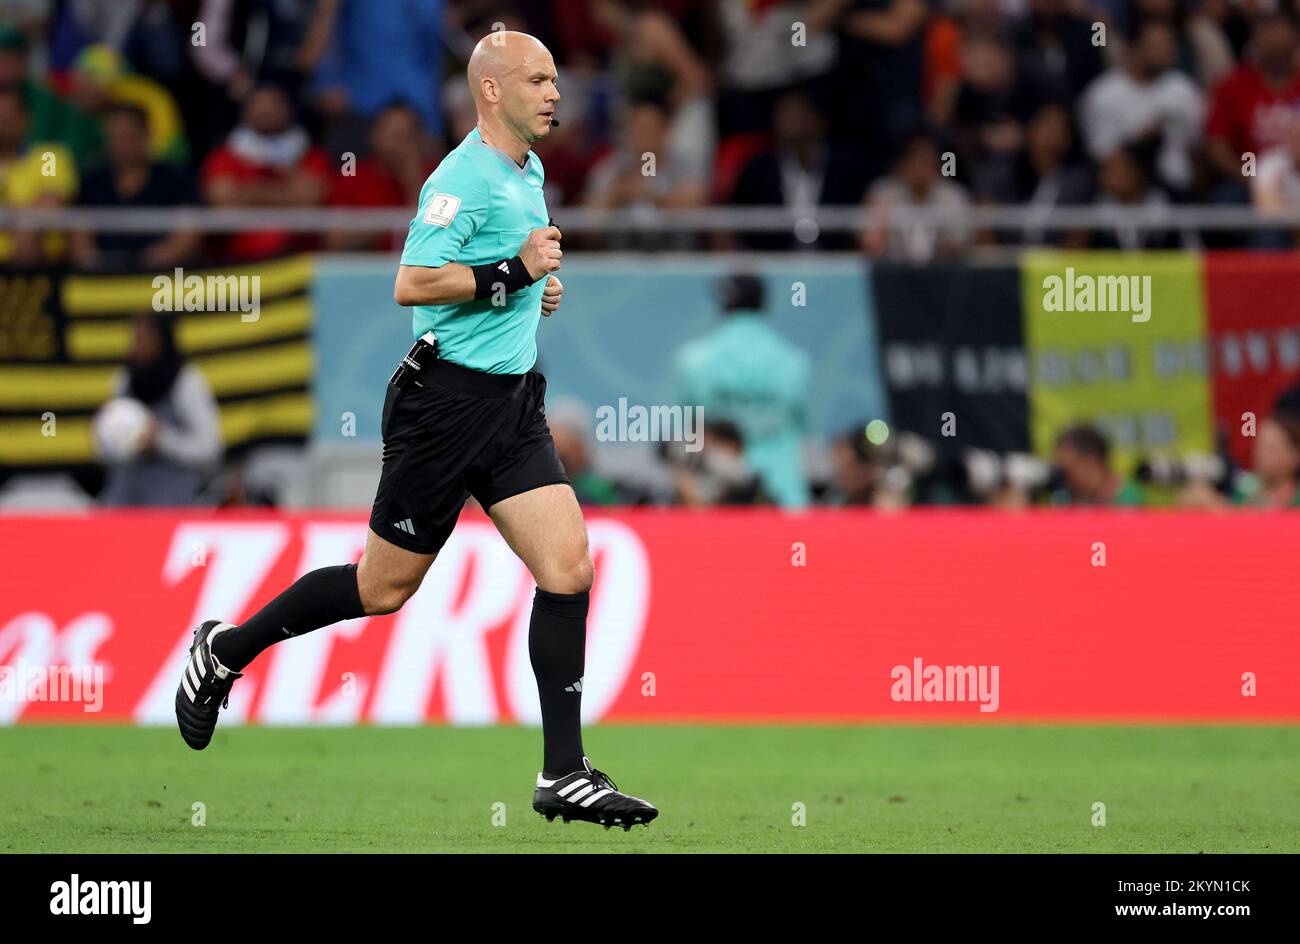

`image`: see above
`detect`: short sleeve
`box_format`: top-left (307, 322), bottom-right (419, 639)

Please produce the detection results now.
top-left (400, 159), bottom-right (489, 267)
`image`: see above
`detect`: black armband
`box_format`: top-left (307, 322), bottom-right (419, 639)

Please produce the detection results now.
top-left (471, 256), bottom-right (535, 301)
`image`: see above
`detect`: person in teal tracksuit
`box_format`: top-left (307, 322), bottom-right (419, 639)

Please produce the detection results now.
top-left (673, 274), bottom-right (813, 508)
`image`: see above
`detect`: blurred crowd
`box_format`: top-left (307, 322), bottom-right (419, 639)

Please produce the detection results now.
top-left (568, 405), bottom-right (1300, 511)
top-left (75, 268), bottom-right (1300, 512)
top-left (551, 393), bottom-right (1300, 511)
top-left (553, 271), bottom-right (1300, 511)
top-left (5, 0), bottom-right (1299, 511)
top-left (9, 0), bottom-right (1300, 268)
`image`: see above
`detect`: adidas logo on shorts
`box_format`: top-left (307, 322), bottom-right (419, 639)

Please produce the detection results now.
top-left (393, 519), bottom-right (416, 535)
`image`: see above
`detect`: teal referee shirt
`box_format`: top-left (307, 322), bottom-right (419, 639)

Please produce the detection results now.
top-left (399, 127), bottom-right (549, 374)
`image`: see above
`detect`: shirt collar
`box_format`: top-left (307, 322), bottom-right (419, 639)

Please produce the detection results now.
top-left (468, 126), bottom-right (532, 177)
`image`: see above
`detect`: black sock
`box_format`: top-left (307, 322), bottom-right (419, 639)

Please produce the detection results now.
top-left (529, 587), bottom-right (588, 778)
top-left (211, 563), bottom-right (366, 671)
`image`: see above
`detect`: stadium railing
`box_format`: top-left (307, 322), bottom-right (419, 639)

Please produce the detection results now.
top-left (3, 204), bottom-right (1300, 235)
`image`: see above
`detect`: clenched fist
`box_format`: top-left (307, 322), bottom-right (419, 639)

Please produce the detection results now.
top-left (518, 225), bottom-right (562, 281)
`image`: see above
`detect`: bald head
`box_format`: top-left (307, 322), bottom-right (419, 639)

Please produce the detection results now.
top-left (469, 31), bottom-right (548, 100)
top-left (466, 30), bottom-right (560, 152)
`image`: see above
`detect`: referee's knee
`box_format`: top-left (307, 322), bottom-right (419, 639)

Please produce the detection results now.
top-left (356, 564), bottom-right (423, 616)
top-left (536, 551), bottom-right (594, 596)
top-left (360, 580), bottom-right (417, 616)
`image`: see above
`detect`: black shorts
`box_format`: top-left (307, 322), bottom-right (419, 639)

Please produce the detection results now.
top-left (368, 356), bottom-right (570, 554)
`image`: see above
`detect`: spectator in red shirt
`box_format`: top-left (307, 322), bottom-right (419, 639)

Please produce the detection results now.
top-left (324, 102), bottom-right (440, 252)
top-left (200, 84), bottom-right (331, 260)
top-left (1206, 13), bottom-right (1300, 195)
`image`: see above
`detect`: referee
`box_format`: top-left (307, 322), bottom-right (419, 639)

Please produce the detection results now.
top-left (174, 32), bottom-right (657, 830)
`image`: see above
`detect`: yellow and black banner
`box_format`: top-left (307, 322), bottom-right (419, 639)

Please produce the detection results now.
top-left (0, 255), bottom-right (314, 466)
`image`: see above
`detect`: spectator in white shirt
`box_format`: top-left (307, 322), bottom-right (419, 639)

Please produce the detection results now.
top-left (862, 132), bottom-right (973, 263)
top-left (100, 312), bottom-right (223, 506)
top-left (1078, 19), bottom-right (1205, 194)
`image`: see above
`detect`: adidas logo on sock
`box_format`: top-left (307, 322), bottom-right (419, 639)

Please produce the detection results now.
top-left (564, 678), bottom-right (583, 693)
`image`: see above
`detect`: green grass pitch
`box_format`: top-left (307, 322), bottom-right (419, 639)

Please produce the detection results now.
top-left (3, 724), bottom-right (1298, 853)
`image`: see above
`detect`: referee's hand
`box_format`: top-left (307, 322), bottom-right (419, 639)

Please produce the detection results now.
top-left (519, 226), bottom-right (562, 281)
top-left (541, 276), bottom-right (563, 316)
